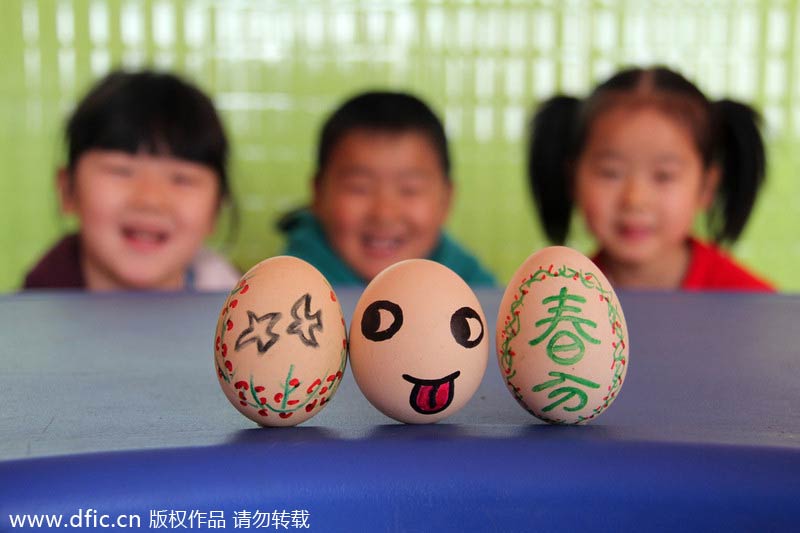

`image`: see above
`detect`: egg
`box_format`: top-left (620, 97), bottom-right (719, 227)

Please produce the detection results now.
top-left (496, 246), bottom-right (628, 424)
top-left (349, 259), bottom-right (488, 424)
top-left (214, 256), bottom-right (347, 427)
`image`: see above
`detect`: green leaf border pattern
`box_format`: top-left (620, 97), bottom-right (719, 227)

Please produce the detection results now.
top-left (214, 275), bottom-right (254, 384)
top-left (235, 345), bottom-right (347, 421)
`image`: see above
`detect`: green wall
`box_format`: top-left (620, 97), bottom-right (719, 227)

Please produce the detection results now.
top-left (2, 0), bottom-right (798, 291)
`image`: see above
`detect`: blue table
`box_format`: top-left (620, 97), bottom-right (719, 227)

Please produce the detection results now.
top-left (1, 290), bottom-right (799, 532)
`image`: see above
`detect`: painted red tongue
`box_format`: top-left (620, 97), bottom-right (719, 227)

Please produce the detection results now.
top-left (415, 381), bottom-right (452, 412)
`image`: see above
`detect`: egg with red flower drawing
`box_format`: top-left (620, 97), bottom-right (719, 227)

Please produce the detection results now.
top-left (214, 256), bottom-right (347, 427)
top-left (349, 259), bottom-right (488, 424)
top-left (496, 246), bottom-right (629, 424)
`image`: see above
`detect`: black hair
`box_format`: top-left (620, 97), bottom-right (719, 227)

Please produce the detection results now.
top-left (527, 66), bottom-right (766, 245)
top-left (315, 90), bottom-right (450, 180)
top-left (65, 69), bottom-right (231, 201)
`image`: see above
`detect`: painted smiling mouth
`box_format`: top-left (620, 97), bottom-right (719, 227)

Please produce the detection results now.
top-left (402, 371), bottom-right (461, 415)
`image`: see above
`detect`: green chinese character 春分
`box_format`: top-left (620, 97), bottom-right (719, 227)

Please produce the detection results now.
top-left (529, 287), bottom-right (600, 365)
top-left (532, 371), bottom-right (601, 412)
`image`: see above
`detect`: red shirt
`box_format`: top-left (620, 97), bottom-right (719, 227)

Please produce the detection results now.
top-left (592, 238), bottom-right (775, 292)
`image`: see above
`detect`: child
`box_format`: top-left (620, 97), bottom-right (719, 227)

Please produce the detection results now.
top-left (528, 66), bottom-right (774, 291)
top-left (279, 90), bottom-right (496, 286)
top-left (23, 70), bottom-right (240, 291)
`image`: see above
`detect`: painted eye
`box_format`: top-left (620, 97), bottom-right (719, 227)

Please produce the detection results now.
top-left (361, 300), bottom-right (403, 342)
top-left (450, 307), bottom-right (484, 348)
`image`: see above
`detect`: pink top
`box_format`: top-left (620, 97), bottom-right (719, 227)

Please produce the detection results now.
top-left (23, 233), bottom-right (240, 291)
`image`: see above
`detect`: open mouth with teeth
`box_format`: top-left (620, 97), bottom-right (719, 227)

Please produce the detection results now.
top-left (402, 371), bottom-right (461, 415)
top-left (362, 235), bottom-right (404, 257)
top-left (122, 226), bottom-right (169, 250)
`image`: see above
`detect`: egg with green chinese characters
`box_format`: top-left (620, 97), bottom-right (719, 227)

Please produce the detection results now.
top-left (496, 246), bottom-right (628, 424)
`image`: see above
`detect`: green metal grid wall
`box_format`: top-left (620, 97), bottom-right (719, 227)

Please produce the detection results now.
top-left (1, 0), bottom-right (798, 291)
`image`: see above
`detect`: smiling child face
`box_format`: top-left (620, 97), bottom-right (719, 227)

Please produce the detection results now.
top-left (312, 129), bottom-right (452, 282)
top-left (60, 149), bottom-right (220, 290)
top-left (573, 105), bottom-right (717, 269)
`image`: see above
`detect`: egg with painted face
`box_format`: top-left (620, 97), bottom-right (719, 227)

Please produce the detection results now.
top-left (214, 256), bottom-right (347, 427)
top-left (496, 246), bottom-right (628, 424)
top-left (349, 259), bottom-right (489, 424)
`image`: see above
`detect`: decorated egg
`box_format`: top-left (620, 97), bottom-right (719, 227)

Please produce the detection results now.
top-left (496, 246), bottom-right (628, 424)
top-left (214, 256), bottom-right (347, 426)
top-left (349, 259), bottom-right (488, 424)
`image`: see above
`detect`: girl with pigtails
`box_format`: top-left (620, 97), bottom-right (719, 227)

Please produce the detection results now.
top-left (527, 66), bottom-right (774, 291)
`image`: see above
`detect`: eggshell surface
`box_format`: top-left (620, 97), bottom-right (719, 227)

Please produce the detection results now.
top-left (214, 256), bottom-right (347, 427)
top-left (496, 246), bottom-right (628, 424)
top-left (350, 259), bottom-right (489, 424)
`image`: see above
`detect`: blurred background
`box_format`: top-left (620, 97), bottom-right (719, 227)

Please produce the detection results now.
top-left (1, 0), bottom-right (798, 292)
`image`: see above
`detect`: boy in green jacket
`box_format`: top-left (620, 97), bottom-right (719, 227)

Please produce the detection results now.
top-left (280, 91), bottom-right (496, 287)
